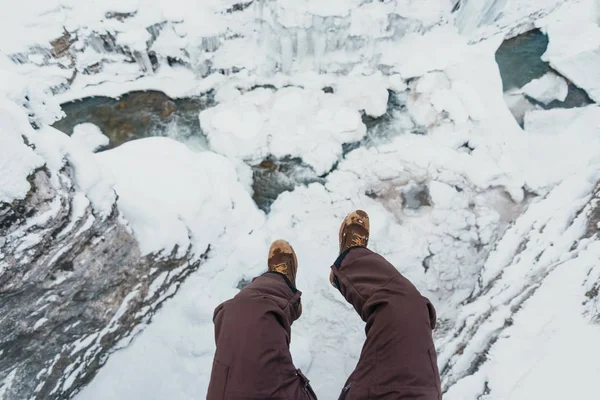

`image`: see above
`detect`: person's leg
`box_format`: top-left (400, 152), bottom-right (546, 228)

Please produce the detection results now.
top-left (207, 240), bottom-right (317, 400)
top-left (330, 211), bottom-right (441, 400)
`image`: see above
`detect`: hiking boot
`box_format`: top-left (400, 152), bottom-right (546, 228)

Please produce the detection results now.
top-left (330, 210), bottom-right (370, 288)
top-left (268, 240), bottom-right (298, 288)
top-left (339, 210), bottom-right (370, 254)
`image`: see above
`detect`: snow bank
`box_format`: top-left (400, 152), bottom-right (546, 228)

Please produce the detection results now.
top-left (97, 137), bottom-right (263, 259)
top-left (200, 86), bottom-right (372, 175)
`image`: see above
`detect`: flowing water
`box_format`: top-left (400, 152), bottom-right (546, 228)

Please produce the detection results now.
top-left (52, 91), bottom-right (213, 152)
top-left (52, 29), bottom-right (596, 213)
top-left (496, 29), bottom-right (593, 109)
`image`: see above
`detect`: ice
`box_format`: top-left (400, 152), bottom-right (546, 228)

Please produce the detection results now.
top-left (378, 25), bottom-right (473, 79)
top-left (521, 71), bottom-right (568, 104)
top-left (455, 0), bottom-right (509, 35)
top-left (503, 89), bottom-right (540, 125)
top-left (538, 0), bottom-right (600, 102)
top-left (116, 29), bottom-right (151, 52)
top-left (71, 123), bottom-right (109, 152)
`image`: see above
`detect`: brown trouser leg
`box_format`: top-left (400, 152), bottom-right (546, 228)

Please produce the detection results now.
top-left (331, 248), bottom-right (441, 400)
top-left (207, 272), bottom-right (317, 400)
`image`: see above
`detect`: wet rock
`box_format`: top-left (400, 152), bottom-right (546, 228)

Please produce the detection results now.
top-left (0, 167), bottom-right (204, 400)
top-left (224, 1), bottom-right (254, 14)
top-left (104, 11), bottom-right (137, 21)
top-left (50, 31), bottom-right (75, 59)
top-left (401, 184), bottom-right (432, 210)
top-left (252, 158), bottom-right (324, 213)
top-left (236, 278), bottom-right (253, 290)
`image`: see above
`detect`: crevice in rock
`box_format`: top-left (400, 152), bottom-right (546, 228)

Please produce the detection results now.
top-left (0, 165), bottom-right (209, 400)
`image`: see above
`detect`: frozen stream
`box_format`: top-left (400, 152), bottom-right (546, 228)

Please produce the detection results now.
top-left (52, 29), bottom-right (592, 213)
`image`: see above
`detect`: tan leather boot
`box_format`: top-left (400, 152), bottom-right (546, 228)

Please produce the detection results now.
top-left (268, 240), bottom-right (298, 288)
top-left (330, 210), bottom-right (370, 287)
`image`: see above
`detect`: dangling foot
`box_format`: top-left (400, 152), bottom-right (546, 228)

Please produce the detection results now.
top-left (330, 210), bottom-right (370, 288)
top-left (339, 210), bottom-right (370, 254)
top-left (268, 240), bottom-right (298, 288)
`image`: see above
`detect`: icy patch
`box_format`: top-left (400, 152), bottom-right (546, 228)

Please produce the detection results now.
top-left (71, 123), bottom-right (110, 152)
top-left (521, 71), bottom-right (568, 104)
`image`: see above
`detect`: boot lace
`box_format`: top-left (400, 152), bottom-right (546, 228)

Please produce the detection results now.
top-left (273, 263), bottom-right (289, 275)
top-left (350, 233), bottom-right (367, 247)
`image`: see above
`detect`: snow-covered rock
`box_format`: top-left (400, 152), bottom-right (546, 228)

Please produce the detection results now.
top-left (71, 123), bottom-right (109, 152)
top-left (0, 100), bottom-right (44, 204)
top-left (200, 86), bottom-right (371, 175)
top-left (0, 86), bottom-right (261, 399)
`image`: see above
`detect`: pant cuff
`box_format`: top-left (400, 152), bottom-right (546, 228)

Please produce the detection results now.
top-left (263, 271), bottom-right (298, 293)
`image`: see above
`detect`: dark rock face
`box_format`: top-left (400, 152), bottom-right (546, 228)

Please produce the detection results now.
top-left (0, 167), bottom-right (203, 399)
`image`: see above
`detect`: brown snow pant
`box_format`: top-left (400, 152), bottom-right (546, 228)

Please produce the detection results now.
top-left (207, 272), bottom-right (316, 400)
top-left (207, 248), bottom-right (440, 400)
top-left (331, 247), bottom-right (441, 400)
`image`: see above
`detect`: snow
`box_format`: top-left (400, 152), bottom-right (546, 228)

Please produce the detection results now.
top-left (522, 105), bottom-right (600, 190)
top-left (379, 25), bottom-right (473, 79)
top-left (538, 0), bottom-right (600, 102)
top-left (200, 86), bottom-right (369, 175)
top-left (27, 125), bottom-right (117, 218)
top-left (96, 137), bottom-right (263, 258)
top-left (2, 0), bottom-right (600, 400)
top-left (71, 123), bottom-right (109, 152)
top-left (0, 370), bottom-right (17, 400)
top-left (0, 99), bottom-right (45, 203)
top-left (33, 318), bottom-right (49, 330)
top-left (521, 71), bottom-right (568, 104)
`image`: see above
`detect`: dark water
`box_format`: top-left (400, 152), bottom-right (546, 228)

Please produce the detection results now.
top-left (52, 91), bottom-right (213, 151)
top-left (495, 29), bottom-right (593, 109)
top-left (496, 29), bottom-right (551, 91)
top-left (51, 89), bottom-right (411, 213)
top-left (251, 158), bottom-right (324, 213)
